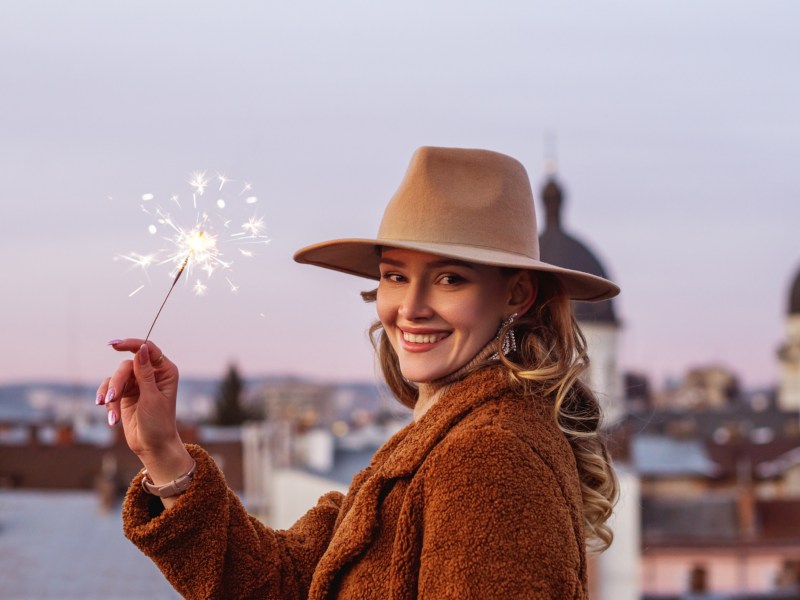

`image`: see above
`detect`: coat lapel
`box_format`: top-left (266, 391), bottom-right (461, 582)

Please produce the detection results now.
top-left (308, 366), bottom-right (513, 599)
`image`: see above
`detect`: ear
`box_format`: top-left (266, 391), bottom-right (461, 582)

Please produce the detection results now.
top-left (507, 271), bottom-right (537, 317)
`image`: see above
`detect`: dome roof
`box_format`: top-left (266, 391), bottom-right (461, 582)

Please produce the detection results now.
top-left (790, 268), bottom-right (800, 315)
top-left (538, 176), bottom-right (619, 325)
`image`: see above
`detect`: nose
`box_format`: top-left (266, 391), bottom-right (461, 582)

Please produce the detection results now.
top-left (399, 280), bottom-right (434, 321)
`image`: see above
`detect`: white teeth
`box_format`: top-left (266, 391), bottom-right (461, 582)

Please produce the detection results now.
top-left (403, 332), bottom-right (447, 344)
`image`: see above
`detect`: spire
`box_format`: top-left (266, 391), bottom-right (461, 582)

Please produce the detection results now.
top-left (542, 131), bottom-right (563, 231)
top-left (543, 130), bottom-right (559, 177)
top-left (537, 143), bottom-right (617, 324)
top-left (542, 178), bottom-right (563, 231)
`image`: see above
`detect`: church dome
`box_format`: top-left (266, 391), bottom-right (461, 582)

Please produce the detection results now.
top-left (538, 176), bottom-right (619, 325)
top-left (790, 268), bottom-right (800, 315)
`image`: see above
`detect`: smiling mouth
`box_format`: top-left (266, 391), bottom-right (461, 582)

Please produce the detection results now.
top-left (402, 331), bottom-right (450, 344)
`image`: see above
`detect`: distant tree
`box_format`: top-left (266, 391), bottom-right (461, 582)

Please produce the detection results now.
top-left (212, 364), bottom-right (252, 426)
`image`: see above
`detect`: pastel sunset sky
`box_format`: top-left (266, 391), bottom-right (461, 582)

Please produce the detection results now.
top-left (1, 1), bottom-right (797, 391)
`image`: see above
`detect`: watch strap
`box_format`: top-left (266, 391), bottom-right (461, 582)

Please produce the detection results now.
top-left (141, 460), bottom-right (197, 498)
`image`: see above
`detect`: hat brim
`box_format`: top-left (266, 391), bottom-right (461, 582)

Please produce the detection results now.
top-left (294, 238), bottom-right (619, 302)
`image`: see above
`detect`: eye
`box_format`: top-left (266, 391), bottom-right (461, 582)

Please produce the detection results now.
top-left (438, 273), bottom-right (465, 285)
top-left (380, 271), bottom-right (406, 283)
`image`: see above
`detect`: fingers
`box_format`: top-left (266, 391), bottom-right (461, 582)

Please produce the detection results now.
top-left (100, 338), bottom-right (175, 429)
top-left (96, 377), bottom-right (111, 406)
top-left (100, 359), bottom-right (134, 427)
top-left (108, 338), bottom-right (167, 367)
top-left (133, 343), bottom-right (159, 396)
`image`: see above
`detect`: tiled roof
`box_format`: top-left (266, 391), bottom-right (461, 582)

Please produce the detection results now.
top-left (631, 434), bottom-right (719, 477)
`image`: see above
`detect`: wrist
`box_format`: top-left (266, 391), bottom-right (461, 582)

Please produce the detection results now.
top-left (138, 440), bottom-right (194, 486)
top-left (142, 459), bottom-right (197, 498)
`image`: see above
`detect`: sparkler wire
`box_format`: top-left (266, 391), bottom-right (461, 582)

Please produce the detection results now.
top-left (144, 254), bottom-right (190, 344)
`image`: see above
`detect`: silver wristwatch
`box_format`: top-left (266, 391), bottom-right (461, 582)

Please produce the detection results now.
top-left (141, 460), bottom-right (197, 498)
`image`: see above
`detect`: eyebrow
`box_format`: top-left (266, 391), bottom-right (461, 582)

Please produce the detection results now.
top-left (379, 257), bottom-right (477, 270)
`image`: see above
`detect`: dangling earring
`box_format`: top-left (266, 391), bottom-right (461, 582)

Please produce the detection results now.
top-left (500, 312), bottom-right (518, 356)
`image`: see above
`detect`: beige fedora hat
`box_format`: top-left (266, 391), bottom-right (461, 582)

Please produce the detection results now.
top-left (294, 146), bottom-right (619, 301)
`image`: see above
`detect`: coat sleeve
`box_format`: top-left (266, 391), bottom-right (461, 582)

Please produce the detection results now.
top-left (417, 427), bottom-right (585, 600)
top-left (123, 444), bottom-right (343, 600)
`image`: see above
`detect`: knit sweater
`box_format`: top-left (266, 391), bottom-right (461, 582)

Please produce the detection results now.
top-left (123, 366), bottom-right (587, 599)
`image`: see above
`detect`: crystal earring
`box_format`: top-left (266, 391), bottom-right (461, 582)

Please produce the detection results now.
top-left (501, 312), bottom-right (518, 356)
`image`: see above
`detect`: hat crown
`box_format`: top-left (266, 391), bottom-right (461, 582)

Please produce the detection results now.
top-left (378, 147), bottom-right (540, 260)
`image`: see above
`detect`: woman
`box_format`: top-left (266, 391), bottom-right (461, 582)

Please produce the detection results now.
top-left (98, 146), bottom-right (619, 599)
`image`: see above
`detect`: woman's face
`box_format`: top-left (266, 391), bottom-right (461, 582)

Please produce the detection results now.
top-left (377, 248), bottom-right (531, 383)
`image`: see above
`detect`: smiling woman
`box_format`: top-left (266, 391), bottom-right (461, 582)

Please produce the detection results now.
top-left (101, 146), bottom-right (620, 599)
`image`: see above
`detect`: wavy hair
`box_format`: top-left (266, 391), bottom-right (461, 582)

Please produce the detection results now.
top-left (361, 270), bottom-right (618, 552)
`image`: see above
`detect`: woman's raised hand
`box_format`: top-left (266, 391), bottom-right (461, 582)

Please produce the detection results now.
top-left (97, 339), bottom-right (188, 471)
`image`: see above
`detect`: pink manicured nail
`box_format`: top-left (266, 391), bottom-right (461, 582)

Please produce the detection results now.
top-left (105, 388), bottom-right (115, 404)
top-left (96, 393), bottom-right (104, 406)
top-left (138, 344), bottom-right (150, 365)
top-left (108, 412), bottom-right (117, 427)
top-left (107, 339), bottom-right (123, 346)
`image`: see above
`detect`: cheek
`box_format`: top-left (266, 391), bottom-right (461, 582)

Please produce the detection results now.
top-left (452, 296), bottom-right (498, 325)
top-left (375, 290), bottom-right (394, 328)
top-left (450, 295), bottom-right (505, 339)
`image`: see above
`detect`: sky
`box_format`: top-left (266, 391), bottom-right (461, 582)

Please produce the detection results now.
top-left (0, 1), bottom-right (798, 391)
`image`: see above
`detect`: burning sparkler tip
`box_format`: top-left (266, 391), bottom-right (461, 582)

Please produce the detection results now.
top-left (122, 170), bottom-right (270, 335)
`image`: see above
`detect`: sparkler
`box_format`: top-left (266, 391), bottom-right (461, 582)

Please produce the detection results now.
top-left (118, 172), bottom-right (270, 342)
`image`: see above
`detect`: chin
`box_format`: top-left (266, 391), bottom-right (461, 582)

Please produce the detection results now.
top-left (399, 363), bottom-right (452, 384)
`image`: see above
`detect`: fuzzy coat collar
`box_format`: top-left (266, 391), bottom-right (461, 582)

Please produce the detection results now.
top-left (309, 365), bottom-right (533, 598)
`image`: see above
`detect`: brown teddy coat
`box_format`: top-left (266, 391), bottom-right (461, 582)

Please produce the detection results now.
top-left (123, 366), bottom-right (587, 599)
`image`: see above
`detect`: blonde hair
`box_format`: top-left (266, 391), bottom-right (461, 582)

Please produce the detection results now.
top-left (361, 271), bottom-right (618, 552)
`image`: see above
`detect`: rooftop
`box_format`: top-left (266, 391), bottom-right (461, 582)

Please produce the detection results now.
top-left (0, 491), bottom-right (180, 598)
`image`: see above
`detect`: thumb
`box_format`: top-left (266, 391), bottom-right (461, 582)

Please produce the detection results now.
top-left (133, 344), bottom-right (159, 393)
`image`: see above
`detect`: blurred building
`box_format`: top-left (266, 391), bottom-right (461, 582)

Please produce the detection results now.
top-left (539, 171), bottom-right (800, 598)
top-left (778, 264), bottom-right (800, 410)
top-left (538, 173), bottom-right (624, 427)
top-left (243, 378), bottom-right (408, 524)
top-left (536, 171), bottom-right (639, 599)
top-left (615, 355), bottom-right (800, 597)
top-left (0, 377), bottom-right (397, 514)
top-left (0, 420), bottom-right (245, 504)
top-left (619, 385), bottom-right (800, 598)
top-left (653, 365), bottom-right (741, 411)
top-left (260, 378), bottom-right (336, 429)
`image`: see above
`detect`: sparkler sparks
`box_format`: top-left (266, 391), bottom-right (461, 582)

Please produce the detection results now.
top-left (117, 171), bottom-right (270, 341)
top-left (189, 171), bottom-right (210, 196)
